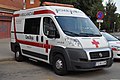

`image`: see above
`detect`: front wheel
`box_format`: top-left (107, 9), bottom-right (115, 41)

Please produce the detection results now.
top-left (15, 48), bottom-right (24, 62)
top-left (52, 54), bottom-right (67, 76)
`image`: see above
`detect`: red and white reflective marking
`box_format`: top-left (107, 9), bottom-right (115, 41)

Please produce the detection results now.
top-left (13, 10), bottom-right (55, 17)
top-left (92, 39), bottom-right (99, 48)
top-left (44, 40), bottom-right (52, 53)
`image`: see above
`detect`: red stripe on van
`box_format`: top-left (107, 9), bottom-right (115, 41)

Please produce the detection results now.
top-left (16, 39), bottom-right (53, 53)
top-left (34, 10), bottom-right (55, 15)
top-left (13, 10), bottom-right (55, 18)
top-left (13, 17), bottom-right (17, 41)
top-left (17, 39), bottom-right (44, 47)
top-left (13, 14), bottom-right (20, 17)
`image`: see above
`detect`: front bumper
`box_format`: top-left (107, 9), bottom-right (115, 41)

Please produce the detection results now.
top-left (71, 58), bottom-right (113, 71)
top-left (65, 48), bottom-right (113, 71)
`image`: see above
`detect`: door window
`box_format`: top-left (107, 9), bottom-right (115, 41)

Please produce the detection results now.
top-left (43, 17), bottom-right (59, 38)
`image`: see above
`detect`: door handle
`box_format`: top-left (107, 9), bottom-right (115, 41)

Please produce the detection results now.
top-left (41, 36), bottom-right (43, 42)
top-left (27, 46), bottom-right (32, 48)
top-left (36, 36), bottom-right (39, 42)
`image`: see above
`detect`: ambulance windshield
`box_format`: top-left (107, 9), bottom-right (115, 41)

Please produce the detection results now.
top-left (56, 16), bottom-right (101, 37)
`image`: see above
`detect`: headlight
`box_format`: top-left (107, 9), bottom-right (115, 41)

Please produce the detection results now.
top-left (65, 37), bottom-right (82, 47)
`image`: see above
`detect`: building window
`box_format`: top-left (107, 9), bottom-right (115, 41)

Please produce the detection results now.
top-left (30, 0), bottom-right (34, 4)
top-left (24, 17), bottom-right (41, 35)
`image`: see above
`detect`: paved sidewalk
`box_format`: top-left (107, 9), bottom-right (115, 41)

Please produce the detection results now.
top-left (0, 38), bottom-right (10, 42)
top-left (0, 38), bottom-right (14, 62)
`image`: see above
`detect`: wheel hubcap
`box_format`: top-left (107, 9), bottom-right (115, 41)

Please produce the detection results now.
top-left (16, 51), bottom-right (20, 58)
top-left (56, 59), bottom-right (63, 69)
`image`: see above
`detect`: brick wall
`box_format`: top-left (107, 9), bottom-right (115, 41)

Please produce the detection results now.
top-left (0, 21), bottom-right (11, 39)
top-left (0, 12), bottom-right (12, 39)
top-left (26, 0), bottom-right (40, 9)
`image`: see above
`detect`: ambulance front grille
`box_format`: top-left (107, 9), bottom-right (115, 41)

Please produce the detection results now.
top-left (89, 51), bottom-right (110, 59)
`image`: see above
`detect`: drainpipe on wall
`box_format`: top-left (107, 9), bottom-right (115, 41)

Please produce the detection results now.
top-left (23, 0), bottom-right (26, 9)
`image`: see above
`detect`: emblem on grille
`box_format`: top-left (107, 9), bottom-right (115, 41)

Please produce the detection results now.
top-left (99, 53), bottom-right (103, 57)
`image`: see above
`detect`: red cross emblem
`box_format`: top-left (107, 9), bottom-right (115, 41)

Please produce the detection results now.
top-left (44, 40), bottom-right (51, 53)
top-left (92, 39), bottom-right (99, 48)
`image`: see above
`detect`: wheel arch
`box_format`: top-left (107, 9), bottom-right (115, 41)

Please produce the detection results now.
top-left (49, 46), bottom-right (72, 70)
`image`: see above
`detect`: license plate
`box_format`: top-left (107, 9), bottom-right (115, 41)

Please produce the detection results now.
top-left (95, 61), bottom-right (107, 66)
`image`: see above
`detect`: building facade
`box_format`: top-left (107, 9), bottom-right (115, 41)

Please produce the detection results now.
top-left (0, 0), bottom-right (23, 39)
top-left (24, 0), bottom-right (40, 9)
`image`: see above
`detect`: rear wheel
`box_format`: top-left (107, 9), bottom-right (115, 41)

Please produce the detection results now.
top-left (52, 54), bottom-right (67, 76)
top-left (15, 48), bottom-right (24, 62)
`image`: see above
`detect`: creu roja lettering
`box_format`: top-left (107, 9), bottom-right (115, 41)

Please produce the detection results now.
top-left (25, 35), bottom-right (34, 40)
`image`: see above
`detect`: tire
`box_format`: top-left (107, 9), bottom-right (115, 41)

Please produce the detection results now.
top-left (52, 54), bottom-right (67, 76)
top-left (15, 48), bottom-right (24, 62)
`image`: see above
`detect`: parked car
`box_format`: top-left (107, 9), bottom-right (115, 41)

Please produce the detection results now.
top-left (101, 32), bottom-right (120, 59)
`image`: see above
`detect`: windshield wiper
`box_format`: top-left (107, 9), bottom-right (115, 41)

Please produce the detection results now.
top-left (63, 30), bottom-right (102, 37)
top-left (90, 34), bottom-right (102, 36)
top-left (79, 33), bottom-right (102, 37)
top-left (63, 30), bottom-right (80, 36)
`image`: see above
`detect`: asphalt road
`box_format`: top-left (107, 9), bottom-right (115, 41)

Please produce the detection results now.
top-left (0, 60), bottom-right (120, 80)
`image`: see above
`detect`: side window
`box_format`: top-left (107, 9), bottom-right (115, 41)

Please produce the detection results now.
top-left (43, 17), bottom-right (60, 38)
top-left (24, 17), bottom-right (41, 35)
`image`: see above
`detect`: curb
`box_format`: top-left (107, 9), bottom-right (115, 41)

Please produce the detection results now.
top-left (0, 58), bottom-right (14, 62)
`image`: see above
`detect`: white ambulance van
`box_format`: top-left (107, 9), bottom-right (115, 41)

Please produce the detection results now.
top-left (11, 4), bottom-right (113, 75)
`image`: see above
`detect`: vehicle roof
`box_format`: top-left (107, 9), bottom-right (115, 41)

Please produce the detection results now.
top-left (14, 6), bottom-right (88, 18)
